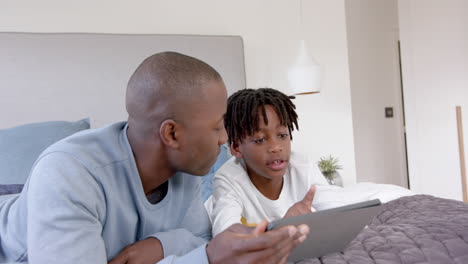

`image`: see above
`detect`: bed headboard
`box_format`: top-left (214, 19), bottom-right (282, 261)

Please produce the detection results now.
top-left (0, 33), bottom-right (246, 128)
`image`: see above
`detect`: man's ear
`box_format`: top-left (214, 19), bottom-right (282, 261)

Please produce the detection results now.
top-left (159, 119), bottom-right (180, 149)
top-left (229, 140), bottom-right (243, 159)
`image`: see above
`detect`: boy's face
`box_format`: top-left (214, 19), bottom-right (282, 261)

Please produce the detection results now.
top-left (231, 105), bottom-right (291, 182)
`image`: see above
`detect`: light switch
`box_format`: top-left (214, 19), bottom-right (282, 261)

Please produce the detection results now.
top-left (385, 107), bottom-right (394, 118)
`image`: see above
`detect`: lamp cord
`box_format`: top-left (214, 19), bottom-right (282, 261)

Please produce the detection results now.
top-left (299, 0), bottom-right (304, 37)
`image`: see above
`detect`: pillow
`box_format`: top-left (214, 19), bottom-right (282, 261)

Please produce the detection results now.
top-left (0, 118), bottom-right (90, 185)
top-left (201, 144), bottom-right (231, 202)
top-left (0, 184), bottom-right (23, 195)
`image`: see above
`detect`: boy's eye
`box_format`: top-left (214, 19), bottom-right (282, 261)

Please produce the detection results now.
top-left (254, 138), bottom-right (266, 144)
top-left (280, 133), bottom-right (290, 139)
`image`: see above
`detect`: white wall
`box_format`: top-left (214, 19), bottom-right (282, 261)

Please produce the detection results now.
top-left (399, 0), bottom-right (468, 200)
top-left (0, 0), bottom-right (357, 184)
top-left (345, 0), bottom-right (408, 187)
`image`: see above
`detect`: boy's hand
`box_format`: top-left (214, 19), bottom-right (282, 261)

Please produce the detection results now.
top-left (284, 185), bottom-right (316, 218)
top-left (108, 237), bottom-right (163, 264)
top-left (206, 220), bottom-right (309, 264)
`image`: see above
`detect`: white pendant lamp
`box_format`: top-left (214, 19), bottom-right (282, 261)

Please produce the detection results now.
top-left (288, 40), bottom-right (321, 95)
top-left (288, 0), bottom-right (322, 95)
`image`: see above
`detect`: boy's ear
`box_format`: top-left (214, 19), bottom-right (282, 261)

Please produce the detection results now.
top-left (229, 140), bottom-right (243, 159)
top-left (159, 119), bottom-right (180, 149)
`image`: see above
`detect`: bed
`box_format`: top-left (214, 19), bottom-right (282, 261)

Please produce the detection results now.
top-left (1, 32), bottom-right (468, 264)
top-left (299, 194), bottom-right (468, 264)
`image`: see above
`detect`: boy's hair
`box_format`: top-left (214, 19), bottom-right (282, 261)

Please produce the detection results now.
top-left (225, 88), bottom-right (299, 145)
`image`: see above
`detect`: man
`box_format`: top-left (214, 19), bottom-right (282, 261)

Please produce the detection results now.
top-left (0, 52), bottom-right (308, 263)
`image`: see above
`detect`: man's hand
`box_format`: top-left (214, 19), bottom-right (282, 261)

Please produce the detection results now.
top-left (206, 220), bottom-right (309, 264)
top-left (284, 185), bottom-right (316, 218)
top-left (108, 237), bottom-right (164, 264)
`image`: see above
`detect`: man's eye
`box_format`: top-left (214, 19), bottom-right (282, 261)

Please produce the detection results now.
top-left (280, 133), bottom-right (290, 139)
top-left (254, 138), bottom-right (266, 144)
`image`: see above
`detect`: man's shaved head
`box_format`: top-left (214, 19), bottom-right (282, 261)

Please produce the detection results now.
top-left (126, 52), bottom-right (223, 136)
top-left (125, 51), bottom-right (228, 189)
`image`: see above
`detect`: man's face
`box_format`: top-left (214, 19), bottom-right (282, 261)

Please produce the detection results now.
top-left (178, 80), bottom-right (228, 175)
top-left (235, 105), bottom-right (292, 182)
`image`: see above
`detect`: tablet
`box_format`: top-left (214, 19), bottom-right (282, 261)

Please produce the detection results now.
top-left (267, 199), bottom-right (382, 262)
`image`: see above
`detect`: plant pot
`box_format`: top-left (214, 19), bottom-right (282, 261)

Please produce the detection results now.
top-left (323, 171), bottom-right (343, 187)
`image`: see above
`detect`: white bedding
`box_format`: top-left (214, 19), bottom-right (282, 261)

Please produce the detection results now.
top-left (205, 182), bottom-right (414, 218)
top-left (314, 182), bottom-right (414, 211)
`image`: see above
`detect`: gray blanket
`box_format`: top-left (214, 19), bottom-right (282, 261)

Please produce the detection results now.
top-left (298, 195), bottom-right (468, 264)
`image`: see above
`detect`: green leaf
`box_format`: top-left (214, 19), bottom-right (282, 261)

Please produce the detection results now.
top-left (317, 155), bottom-right (342, 174)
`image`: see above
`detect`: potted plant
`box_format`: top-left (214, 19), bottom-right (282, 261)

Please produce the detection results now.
top-left (317, 155), bottom-right (343, 186)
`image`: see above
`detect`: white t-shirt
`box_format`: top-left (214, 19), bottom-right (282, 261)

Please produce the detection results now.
top-left (209, 152), bottom-right (332, 236)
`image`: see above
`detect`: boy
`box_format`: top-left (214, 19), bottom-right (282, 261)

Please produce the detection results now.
top-left (210, 88), bottom-right (333, 236)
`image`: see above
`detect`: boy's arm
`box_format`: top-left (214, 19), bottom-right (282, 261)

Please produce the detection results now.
top-left (27, 153), bottom-right (107, 263)
top-left (211, 174), bottom-right (244, 236)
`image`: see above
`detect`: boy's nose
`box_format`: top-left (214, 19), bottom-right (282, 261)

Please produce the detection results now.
top-left (268, 141), bottom-right (282, 153)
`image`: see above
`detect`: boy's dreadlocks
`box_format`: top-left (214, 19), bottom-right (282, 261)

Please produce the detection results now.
top-left (224, 88), bottom-right (299, 145)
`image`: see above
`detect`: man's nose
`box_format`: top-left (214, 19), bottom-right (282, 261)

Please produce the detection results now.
top-left (218, 127), bottom-right (228, 145)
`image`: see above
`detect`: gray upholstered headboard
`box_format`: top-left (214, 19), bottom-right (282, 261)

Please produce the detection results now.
top-left (0, 33), bottom-right (246, 128)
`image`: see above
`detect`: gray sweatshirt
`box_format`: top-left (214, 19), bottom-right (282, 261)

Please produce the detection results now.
top-left (0, 122), bottom-right (211, 263)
